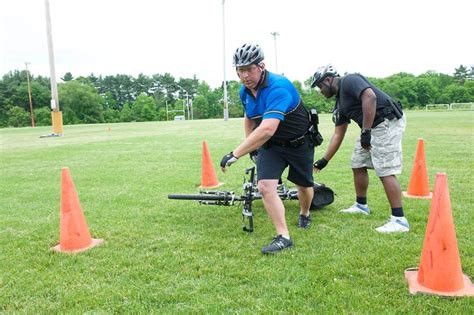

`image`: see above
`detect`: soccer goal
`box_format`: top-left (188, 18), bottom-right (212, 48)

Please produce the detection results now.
top-left (425, 104), bottom-right (449, 111)
top-left (449, 103), bottom-right (474, 111)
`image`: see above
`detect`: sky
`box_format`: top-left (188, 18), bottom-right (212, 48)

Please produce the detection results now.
top-left (1, 0), bottom-right (472, 88)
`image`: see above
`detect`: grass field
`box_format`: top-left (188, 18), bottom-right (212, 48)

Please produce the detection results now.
top-left (1, 111), bottom-right (473, 313)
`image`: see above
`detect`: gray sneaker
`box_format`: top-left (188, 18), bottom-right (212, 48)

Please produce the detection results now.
top-left (375, 216), bottom-right (410, 233)
top-left (297, 214), bottom-right (311, 229)
top-left (261, 235), bottom-right (293, 254)
top-left (340, 203), bottom-right (371, 215)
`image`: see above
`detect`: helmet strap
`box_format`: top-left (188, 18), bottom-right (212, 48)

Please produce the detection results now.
top-left (254, 64), bottom-right (265, 90)
top-left (329, 77), bottom-right (338, 95)
top-left (322, 77), bottom-right (337, 95)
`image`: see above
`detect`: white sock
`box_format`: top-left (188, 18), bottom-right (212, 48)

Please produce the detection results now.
top-left (281, 235), bottom-right (290, 240)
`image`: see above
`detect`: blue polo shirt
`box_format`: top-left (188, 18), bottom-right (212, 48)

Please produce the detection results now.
top-left (239, 71), bottom-right (309, 141)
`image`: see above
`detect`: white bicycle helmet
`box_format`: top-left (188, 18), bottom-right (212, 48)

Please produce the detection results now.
top-left (233, 43), bottom-right (265, 67)
top-left (310, 64), bottom-right (338, 88)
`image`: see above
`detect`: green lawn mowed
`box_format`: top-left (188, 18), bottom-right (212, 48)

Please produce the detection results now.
top-left (0, 111), bottom-right (473, 313)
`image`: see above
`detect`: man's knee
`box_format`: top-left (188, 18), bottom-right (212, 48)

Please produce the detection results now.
top-left (258, 180), bottom-right (278, 196)
top-left (380, 174), bottom-right (398, 182)
top-left (352, 167), bottom-right (368, 175)
top-left (297, 185), bottom-right (313, 195)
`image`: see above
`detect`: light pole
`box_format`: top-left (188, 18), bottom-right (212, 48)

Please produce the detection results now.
top-left (25, 62), bottom-right (35, 127)
top-left (45, 0), bottom-right (63, 135)
top-left (270, 32), bottom-right (280, 74)
top-left (189, 98), bottom-right (194, 120)
top-left (222, 0), bottom-right (229, 121)
top-left (185, 91), bottom-right (190, 120)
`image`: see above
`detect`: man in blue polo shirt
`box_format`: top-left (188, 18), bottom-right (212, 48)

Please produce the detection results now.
top-left (220, 43), bottom-right (315, 254)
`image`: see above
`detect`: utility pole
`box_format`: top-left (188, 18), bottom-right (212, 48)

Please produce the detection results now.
top-left (45, 0), bottom-right (63, 135)
top-left (222, 0), bottom-right (229, 121)
top-left (25, 62), bottom-right (35, 127)
top-left (270, 32), bottom-right (280, 74)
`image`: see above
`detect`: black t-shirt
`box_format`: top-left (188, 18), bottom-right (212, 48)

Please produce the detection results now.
top-left (334, 74), bottom-right (392, 127)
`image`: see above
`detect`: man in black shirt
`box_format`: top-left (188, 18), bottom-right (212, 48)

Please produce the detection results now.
top-left (311, 64), bottom-right (409, 233)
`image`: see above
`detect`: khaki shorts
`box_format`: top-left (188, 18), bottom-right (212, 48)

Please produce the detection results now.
top-left (351, 115), bottom-right (406, 177)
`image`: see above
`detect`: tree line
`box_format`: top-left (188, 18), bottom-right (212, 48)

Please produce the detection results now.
top-left (1, 65), bottom-right (473, 127)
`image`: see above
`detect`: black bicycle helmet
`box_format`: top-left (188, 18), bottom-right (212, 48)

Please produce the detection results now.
top-left (233, 43), bottom-right (265, 67)
top-left (310, 64), bottom-right (338, 88)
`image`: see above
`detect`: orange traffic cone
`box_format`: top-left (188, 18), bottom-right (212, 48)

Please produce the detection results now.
top-left (403, 138), bottom-right (432, 199)
top-left (405, 173), bottom-right (474, 296)
top-left (51, 167), bottom-right (104, 253)
top-left (200, 141), bottom-right (223, 189)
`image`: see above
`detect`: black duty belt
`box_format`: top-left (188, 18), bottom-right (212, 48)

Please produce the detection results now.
top-left (264, 134), bottom-right (310, 148)
top-left (373, 106), bottom-right (404, 127)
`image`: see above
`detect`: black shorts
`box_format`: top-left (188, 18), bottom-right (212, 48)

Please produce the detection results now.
top-left (256, 140), bottom-right (314, 187)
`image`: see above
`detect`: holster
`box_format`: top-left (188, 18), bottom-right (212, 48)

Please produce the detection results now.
top-left (308, 126), bottom-right (323, 146)
top-left (372, 100), bottom-right (403, 127)
top-left (309, 109), bottom-right (323, 147)
top-left (388, 99), bottom-right (403, 119)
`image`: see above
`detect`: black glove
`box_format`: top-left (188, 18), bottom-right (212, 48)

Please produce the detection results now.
top-left (249, 150), bottom-right (258, 164)
top-left (313, 157), bottom-right (328, 171)
top-left (360, 129), bottom-right (371, 150)
top-left (220, 152), bottom-right (238, 171)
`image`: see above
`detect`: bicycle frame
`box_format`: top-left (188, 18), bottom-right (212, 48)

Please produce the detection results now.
top-left (168, 166), bottom-right (298, 232)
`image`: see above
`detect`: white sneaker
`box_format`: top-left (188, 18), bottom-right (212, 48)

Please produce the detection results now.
top-left (340, 203), bottom-right (370, 215)
top-left (376, 216), bottom-right (410, 233)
